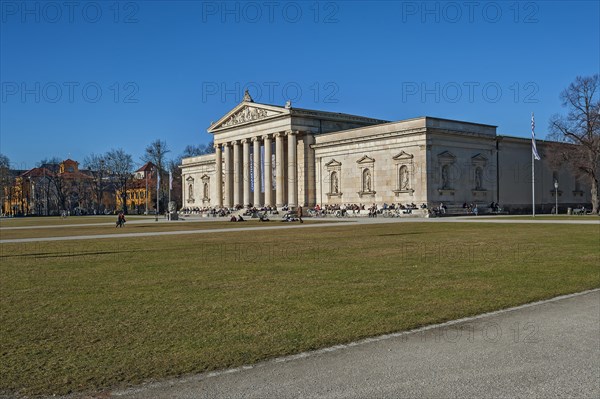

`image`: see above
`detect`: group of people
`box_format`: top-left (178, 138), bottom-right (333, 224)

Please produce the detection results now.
top-left (488, 202), bottom-right (501, 213)
top-left (462, 202), bottom-right (479, 215)
top-left (282, 206), bottom-right (303, 223)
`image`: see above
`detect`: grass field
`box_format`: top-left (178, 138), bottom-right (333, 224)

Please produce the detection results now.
top-left (0, 215), bottom-right (153, 227)
top-left (0, 219), bottom-right (333, 240)
top-left (1, 221), bottom-right (599, 397)
top-left (478, 215), bottom-right (600, 220)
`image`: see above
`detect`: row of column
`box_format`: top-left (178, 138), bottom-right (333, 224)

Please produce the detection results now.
top-left (214, 130), bottom-right (298, 209)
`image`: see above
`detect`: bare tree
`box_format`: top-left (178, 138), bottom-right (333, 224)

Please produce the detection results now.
top-left (106, 148), bottom-right (134, 214)
top-left (181, 141), bottom-right (215, 158)
top-left (37, 157), bottom-right (62, 168)
top-left (142, 139), bottom-right (170, 173)
top-left (548, 74), bottom-right (600, 214)
top-left (0, 154), bottom-right (11, 214)
top-left (84, 153), bottom-right (109, 213)
top-left (142, 140), bottom-right (171, 211)
top-left (36, 158), bottom-right (69, 213)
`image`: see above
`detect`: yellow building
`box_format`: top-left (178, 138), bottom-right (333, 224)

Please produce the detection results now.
top-left (116, 162), bottom-right (157, 213)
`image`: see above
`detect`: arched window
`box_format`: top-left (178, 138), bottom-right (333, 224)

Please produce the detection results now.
top-left (203, 182), bottom-right (209, 199)
top-left (188, 183), bottom-right (194, 201)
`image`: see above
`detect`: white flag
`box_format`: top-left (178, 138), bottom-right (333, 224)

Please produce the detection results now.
top-left (531, 113), bottom-right (541, 161)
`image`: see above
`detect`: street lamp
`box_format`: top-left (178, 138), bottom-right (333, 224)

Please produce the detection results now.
top-left (145, 168), bottom-right (149, 214)
top-left (554, 180), bottom-right (559, 215)
top-left (155, 167), bottom-right (159, 222)
top-left (99, 159), bottom-right (105, 214)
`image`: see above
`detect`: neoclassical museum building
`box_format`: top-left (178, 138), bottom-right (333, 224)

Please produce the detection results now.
top-left (180, 92), bottom-right (590, 212)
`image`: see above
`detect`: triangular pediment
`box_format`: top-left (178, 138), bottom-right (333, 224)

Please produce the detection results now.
top-left (325, 159), bottom-right (342, 168)
top-left (471, 153), bottom-right (488, 165)
top-left (356, 155), bottom-right (375, 164)
top-left (208, 102), bottom-right (289, 132)
top-left (437, 151), bottom-right (456, 161)
top-left (392, 151), bottom-right (414, 161)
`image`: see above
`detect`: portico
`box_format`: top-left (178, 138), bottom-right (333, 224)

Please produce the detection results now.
top-left (215, 131), bottom-right (298, 208)
top-left (199, 91), bottom-right (385, 209)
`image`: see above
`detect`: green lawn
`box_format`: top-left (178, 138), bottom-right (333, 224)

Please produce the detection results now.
top-left (478, 215), bottom-right (600, 221)
top-left (0, 219), bottom-right (332, 240)
top-left (1, 222), bottom-right (599, 397)
top-left (0, 215), bottom-right (153, 227)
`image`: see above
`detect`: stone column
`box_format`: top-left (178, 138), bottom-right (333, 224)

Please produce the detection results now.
top-left (275, 132), bottom-right (285, 208)
top-left (242, 139), bottom-right (251, 207)
top-left (223, 142), bottom-right (232, 208)
top-left (304, 133), bottom-right (316, 207)
top-left (252, 137), bottom-right (262, 207)
top-left (233, 140), bottom-right (242, 207)
top-left (214, 144), bottom-right (223, 207)
top-left (263, 135), bottom-right (273, 206)
top-left (287, 130), bottom-right (298, 208)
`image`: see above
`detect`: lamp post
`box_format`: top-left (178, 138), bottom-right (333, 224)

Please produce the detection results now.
top-left (155, 167), bottom-right (159, 222)
top-left (554, 180), bottom-right (559, 215)
top-left (145, 168), bottom-right (149, 214)
top-left (99, 159), bottom-right (105, 214)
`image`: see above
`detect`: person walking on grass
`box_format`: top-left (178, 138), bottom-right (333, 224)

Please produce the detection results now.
top-left (116, 212), bottom-right (126, 228)
top-left (297, 206), bottom-right (303, 223)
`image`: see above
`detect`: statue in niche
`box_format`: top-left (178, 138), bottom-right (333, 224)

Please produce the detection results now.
top-left (364, 169), bottom-right (372, 192)
top-left (441, 165), bottom-right (450, 189)
top-left (475, 167), bottom-right (483, 190)
top-left (400, 166), bottom-right (410, 190)
top-left (203, 182), bottom-right (209, 199)
top-left (188, 183), bottom-right (194, 201)
top-left (331, 172), bottom-right (339, 193)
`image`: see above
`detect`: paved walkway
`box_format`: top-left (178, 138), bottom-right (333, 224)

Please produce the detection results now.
top-left (112, 290), bottom-right (600, 399)
top-left (1, 216), bottom-right (598, 244)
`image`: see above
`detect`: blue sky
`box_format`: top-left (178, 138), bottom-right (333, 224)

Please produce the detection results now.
top-left (1, 0), bottom-right (598, 170)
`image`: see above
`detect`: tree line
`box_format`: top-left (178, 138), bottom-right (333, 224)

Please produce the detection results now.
top-left (1, 140), bottom-right (214, 216)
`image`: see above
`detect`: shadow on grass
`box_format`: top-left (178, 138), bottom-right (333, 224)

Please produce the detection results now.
top-left (0, 250), bottom-right (136, 260)
top-left (376, 232), bottom-right (424, 237)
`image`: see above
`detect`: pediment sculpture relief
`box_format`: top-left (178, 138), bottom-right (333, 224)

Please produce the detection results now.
top-left (221, 106), bottom-right (271, 127)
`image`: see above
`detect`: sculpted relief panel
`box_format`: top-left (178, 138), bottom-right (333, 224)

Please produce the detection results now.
top-left (221, 106), bottom-right (271, 127)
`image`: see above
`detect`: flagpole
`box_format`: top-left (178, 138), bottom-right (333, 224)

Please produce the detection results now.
top-left (168, 171), bottom-right (172, 213)
top-left (155, 168), bottom-right (159, 222)
top-left (531, 111), bottom-right (540, 217)
top-left (532, 150), bottom-right (535, 217)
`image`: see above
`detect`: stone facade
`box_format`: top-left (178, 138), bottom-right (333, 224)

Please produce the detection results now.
top-left (180, 95), bottom-right (591, 213)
